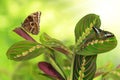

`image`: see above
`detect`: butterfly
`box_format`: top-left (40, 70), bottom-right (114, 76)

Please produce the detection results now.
top-left (21, 11), bottom-right (41, 35)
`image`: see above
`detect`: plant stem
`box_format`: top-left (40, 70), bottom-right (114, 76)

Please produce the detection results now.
top-left (70, 54), bottom-right (75, 80)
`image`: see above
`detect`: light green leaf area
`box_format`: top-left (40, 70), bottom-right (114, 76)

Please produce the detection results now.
top-left (102, 71), bottom-right (120, 80)
top-left (40, 32), bottom-right (72, 55)
top-left (6, 40), bottom-right (47, 61)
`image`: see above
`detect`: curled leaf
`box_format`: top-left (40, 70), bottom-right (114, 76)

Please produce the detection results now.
top-left (13, 27), bottom-right (36, 42)
top-left (38, 62), bottom-right (65, 80)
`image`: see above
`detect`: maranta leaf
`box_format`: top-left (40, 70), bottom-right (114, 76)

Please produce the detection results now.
top-left (73, 14), bottom-right (117, 80)
top-left (72, 54), bottom-right (97, 80)
top-left (77, 27), bottom-right (117, 56)
top-left (74, 14), bottom-right (117, 55)
top-left (6, 40), bottom-right (47, 61)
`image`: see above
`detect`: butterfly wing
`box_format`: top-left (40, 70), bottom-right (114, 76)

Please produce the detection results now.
top-left (22, 11), bottom-right (41, 35)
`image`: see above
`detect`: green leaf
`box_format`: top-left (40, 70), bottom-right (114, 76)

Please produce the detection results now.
top-left (80, 38), bottom-right (117, 56)
top-left (76, 28), bottom-right (117, 56)
top-left (6, 40), bottom-right (47, 61)
top-left (74, 14), bottom-right (117, 56)
top-left (75, 14), bottom-right (101, 43)
top-left (74, 14), bottom-right (101, 55)
top-left (72, 54), bottom-right (97, 80)
top-left (72, 14), bottom-right (100, 80)
top-left (40, 33), bottom-right (72, 55)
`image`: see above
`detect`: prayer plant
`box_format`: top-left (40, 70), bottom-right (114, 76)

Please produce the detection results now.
top-left (6, 13), bottom-right (117, 80)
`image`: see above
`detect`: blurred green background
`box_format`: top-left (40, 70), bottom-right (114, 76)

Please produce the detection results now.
top-left (1, 0), bottom-right (120, 80)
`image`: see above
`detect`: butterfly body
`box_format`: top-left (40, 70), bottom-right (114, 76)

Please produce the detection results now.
top-left (22, 11), bottom-right (41, 35)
